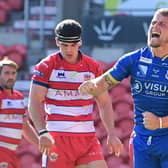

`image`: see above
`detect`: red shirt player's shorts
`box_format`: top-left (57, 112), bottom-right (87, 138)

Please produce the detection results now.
top-left (0, 147), bottom-right (20, 168)
top-left (42, 134), bottom-right (104, 168)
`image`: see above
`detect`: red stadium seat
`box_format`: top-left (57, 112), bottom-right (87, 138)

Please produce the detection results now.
top-left (113, 101), bottom-right (133, 121)
top-left (5, 50), bottom-right (24, 68)
top-left (117, 117), bottom-right (134, 138)
top-left (0, 8), bottom-right (8, 24)
top-left (97, 60), bottom-right (110, 72)
top-left (8, 44), bottom-right (27, 60)
top-left (109, 84), bottom-right (128, 100)
top-left (8, 0), bottom-right (23, 10)
top-left (0, 0), bottom-right (11, 12)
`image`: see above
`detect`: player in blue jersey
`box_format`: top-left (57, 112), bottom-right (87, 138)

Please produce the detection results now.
top-left (79, 8), bottom-right (168, 168)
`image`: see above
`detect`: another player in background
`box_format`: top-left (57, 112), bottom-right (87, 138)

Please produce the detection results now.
top-left (0, 58), bottom-right (39, 168)
top-left (79, 8), bottom-right (168, 168)
top-left (28, 19), bottom-right (123, 168)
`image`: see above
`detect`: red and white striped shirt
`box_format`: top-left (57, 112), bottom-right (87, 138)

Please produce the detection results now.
top-left (0, 89), bottom-right (25, 151)
top-left (32, 52), bottom-right (102, 136)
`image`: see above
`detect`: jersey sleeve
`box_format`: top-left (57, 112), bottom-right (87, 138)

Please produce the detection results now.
top-left (32, 57), bottom-right (52, 87)
top-left (107, 53), bottom-right (133, 83)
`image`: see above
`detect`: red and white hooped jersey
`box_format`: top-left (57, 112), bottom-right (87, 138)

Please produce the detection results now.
top-left (32, 52), bottom-right (103, 136)
top-left (0, 89), bottom-right (25, 151)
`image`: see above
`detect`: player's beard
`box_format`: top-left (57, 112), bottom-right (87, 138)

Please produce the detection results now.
top-left (3, 80), bottom-right (15, 89)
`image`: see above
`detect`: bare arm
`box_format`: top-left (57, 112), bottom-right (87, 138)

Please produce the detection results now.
top-left (28, 83), bottom-right (47, 131)
top-left (95, 91), bottom-right (123, 156)
top-left (22, 116), bottom-right (39, 147)
top-left (79, 73), bottom-right (117, 96)
top-left (28, 83), bottom-right (54, 155)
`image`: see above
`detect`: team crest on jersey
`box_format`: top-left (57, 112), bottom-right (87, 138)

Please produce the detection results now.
top-left (0, 162), bottom-right (8, 168)
top-left (50, 152), bottom-right (58, 161)
top-left (57, 70), bottom-right (65, 78)
top-left (84, 74), bottom-right (91, 81)
top-left (151, 68), bottom-right (159, 78)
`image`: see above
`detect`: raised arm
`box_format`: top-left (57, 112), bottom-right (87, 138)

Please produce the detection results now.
top-left (79, 72), bottom-right (117, 96)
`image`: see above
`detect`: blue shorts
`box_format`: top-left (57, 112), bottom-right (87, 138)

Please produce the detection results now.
top-left (132, 132), bottom-right (168, 168)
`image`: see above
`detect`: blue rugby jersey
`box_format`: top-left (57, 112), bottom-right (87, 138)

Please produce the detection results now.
top-left (107, 46), bottom-right (168, 136)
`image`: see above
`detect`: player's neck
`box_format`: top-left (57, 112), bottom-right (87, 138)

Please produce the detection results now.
top-left (151, 47), bottom-right (168, 58)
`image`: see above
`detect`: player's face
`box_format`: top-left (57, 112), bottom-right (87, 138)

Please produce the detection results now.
top-left (0, 65), bottom-right (17, 89)
top-left (56, 40), bottom-right (82, 64)
top-left (148, 13), bottom-right (168, 48)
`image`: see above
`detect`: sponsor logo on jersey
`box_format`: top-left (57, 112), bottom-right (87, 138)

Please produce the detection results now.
top-left (134, 80), bottom-right (168, 96)
top-left (84, 74), bottom-right (91, 81)
top-left (139, 57), bottom-right (152, 64)
top-left (34, 70), bottom-right (44, 77)
top-left (70, 71), bottom-right (78, 78)
top-left (55, 90), bottom-right (80, 97)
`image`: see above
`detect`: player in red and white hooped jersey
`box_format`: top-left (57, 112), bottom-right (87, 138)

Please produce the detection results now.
top-left (32, 51), bottom-right (101, 136)
top-left (29, 19), bottom-right (123, 168)
top-left (0, 58), bottom-right (39, 168)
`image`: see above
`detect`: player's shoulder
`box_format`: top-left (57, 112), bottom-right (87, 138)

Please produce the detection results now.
top-left (35, 52), bottom-right (60, 69)
top-left (121, 46), bottom-right (150, 62)
top-left (40, 52), bottom-right (59, 63)
top-left (13, 90), bottom-right (24, 98)
top-left (82, 53), bottom-right (99, 65)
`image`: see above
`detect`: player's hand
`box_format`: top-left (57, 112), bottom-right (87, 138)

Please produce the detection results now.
top-left (78, 80), bottom-right (97, 95)
top-left (142, 111), bottom-right (159, 130)
top-left (39, 132), bottom-right (55, 155)
top-left (107, 134), bottom-right (124, 157)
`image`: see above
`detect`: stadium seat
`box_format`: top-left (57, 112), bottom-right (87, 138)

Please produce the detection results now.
top-left (116, 117), bottom-right (134, 138)
top-left (5, 50), bottom-right (24, 68)
top-left (8, 0), bottom-right (23, 10)
top-left (0, 8), bottom-right (8, 24)
top-left (8, 44), bottom-right (27, 60)
top-left (113, 101), bottom-right (133, 121)
top-left (0, 0), bottom-right (11, 12)
top-left (109, 84), bottom-right (128, 100)
top-left (97, 60), bottom-right (110, 72)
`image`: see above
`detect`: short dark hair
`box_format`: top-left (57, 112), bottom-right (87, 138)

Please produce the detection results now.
top-left (0, 57), bottom-right (18, 73)
top-left (55, 19), bottom-right (82, 43)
